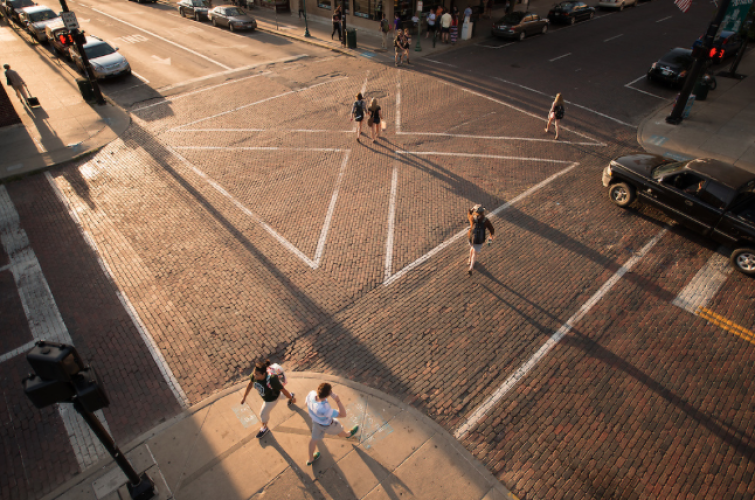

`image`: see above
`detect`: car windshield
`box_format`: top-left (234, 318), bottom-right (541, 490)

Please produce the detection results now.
top-left (191, 0), bottom-right (209, 6)
top-left (85, 43), bottom-right (116, 59)
top-left (224, 7), bottom-right (244, 15)
top-left (29, 10), bottom-right (58, 22)
top-left (11, 0), bottom-right (35, 8)
top-left (652, 160), bottom-right (691, 179)
top-left (500, 12), bottom-right (525, 23)
top-left (557, 2), bottom-right (574, 9)
top-left (660, 51), bottom-right (693, 67)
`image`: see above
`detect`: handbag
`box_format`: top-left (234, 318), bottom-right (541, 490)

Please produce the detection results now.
top-left (381, 121), bottom-right (387, 130)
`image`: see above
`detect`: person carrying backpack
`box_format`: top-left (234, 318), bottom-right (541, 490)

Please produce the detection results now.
top-left (241, 359), bottom-right (296, 438)
top-left (379, 13), bottom-right (390, 49)
top-left (545, 93), bottom-right (565, 140)
top-left (350, 92), bottom-right (366, 142)
top-left (467, 205), bottom-right (495, 275)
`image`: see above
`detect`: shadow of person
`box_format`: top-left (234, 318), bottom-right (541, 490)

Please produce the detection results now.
top-left (259, 432), bottom-right (328, 500)
top-left (349, 445), bottom-right (411, 500)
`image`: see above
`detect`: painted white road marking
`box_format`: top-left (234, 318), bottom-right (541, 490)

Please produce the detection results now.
top-left (384, 164), bottom-right (399, 282)
top-left (454, 228), bottom-right (668, 439)
top-left (656, 16), bottom-right (672, 22)
top-left (425, 59), bottom-right (458, 67)
top-left (169, 147), bottom-right (349, 269)
top-left (477, 42), bottom-right (515, 49)
top-left (549, 53), bottom-right (572, 62)
top-left (151, 55), bottom-right (172, 65)
top-left (672, 248), bottom-right (732, 314)
top-left (491, 76), bottom-right (635, 128)
top-left (170, 76), bottom-right (348, 131)
top-left (45, 173), bottom-right (190, 409)
top-left (131, 71), bottom-right (150, 84)
top-left (133, 72), bottom-right (269, 111)
top-left (395, 75), bottom-right (402, 133)
top-left (90, 7), bottom-right (233, 70)
top-left (0, 185), bottom-right (112, 470)
top-left (397, 131), bottom-right (602, 146)
top-left (384, 162), bottom-right (578, 285)
top-left (624, 76), bottom-right (668, 100)
top-left (604, 34), bottom-right (623, 42)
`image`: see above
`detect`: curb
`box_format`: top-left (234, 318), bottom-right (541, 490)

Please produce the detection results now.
top-left (255, 25), bottom-right (356, 56)
top-left (41, 371), bottom-right (518, 500)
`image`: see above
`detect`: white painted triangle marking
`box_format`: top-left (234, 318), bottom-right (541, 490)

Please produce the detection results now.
top-left (151, 55), bottom-right (171, 65)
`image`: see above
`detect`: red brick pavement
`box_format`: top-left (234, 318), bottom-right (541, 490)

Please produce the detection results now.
top-left (2, 56), bottom-right (754, 499)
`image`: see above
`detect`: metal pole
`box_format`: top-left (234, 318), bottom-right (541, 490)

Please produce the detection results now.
top-left (303, 0), bottom-right (311, 36)
top-left (666, 0), bottom-right (731, 124)
top-left (726, 16), bottom-right (752, 77)
top-left (415, 12), bottom-right (422, 51)
top-left (73, 400), bottom-right (141, 485)
top-left (57, 0), bottom-right (105, 105)
top-left (341, 0), bottom-right (346, 46)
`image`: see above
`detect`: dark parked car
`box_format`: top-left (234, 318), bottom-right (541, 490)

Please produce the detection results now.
top-left (602, 153), bottom-right (755, 275)
top-left (208, 6), bottom-right (257, 31)
top-left (647, 48), bottom-right (693, 86)
top-left (19, 5), bottom-right (59, 42)
top-left (178, 0), bottom-right (211, 20)
top-left (492, 11), bottom-right (548, 40)
top-left (692, 30), bottom-right (743, 63)
top-left (3, 0), bottom-right (36, 23)
top-left (547, 1), bottom-right (595, 24)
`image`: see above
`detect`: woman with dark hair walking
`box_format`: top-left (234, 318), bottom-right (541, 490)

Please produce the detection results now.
top-left (241, 360), bottom-right (296, 438)
top-left (332, 6), bottom-right (343, 41)
top-left (367, 98), bottom-right (383, 142)
top-left (545, 93), bottom-right (565, 140)
top-left (467, 205), bottom-right (494, 275)
top-left (351, 92), bottom-right (366, 142)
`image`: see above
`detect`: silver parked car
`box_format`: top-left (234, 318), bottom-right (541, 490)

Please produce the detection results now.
top-left (70, 36), bottom-right (131, 80)
top-left (19, 5), bottom-right (59, 42)
top-left (208, 5), bottom-right (257, 32)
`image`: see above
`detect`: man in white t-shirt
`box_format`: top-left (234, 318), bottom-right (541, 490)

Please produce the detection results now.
top-left (305, 383), bottom-right (359, 465)
top-left (440, 11), bottom-right (452, 43)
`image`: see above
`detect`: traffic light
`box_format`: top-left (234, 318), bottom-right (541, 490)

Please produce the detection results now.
top-left (709, 47), bottom-right (723, 60)
top-left (58, 33), bottom-right (74, 46)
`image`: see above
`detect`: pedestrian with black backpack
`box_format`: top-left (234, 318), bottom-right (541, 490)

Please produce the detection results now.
top-left (467, 205), bottom-right (494, 275)
top-left (545, 93), bottom-right (565, 140)
top-left (241, 359), bottom-right (296, 438)
top-left (350, 92), bottom-right (366, 142)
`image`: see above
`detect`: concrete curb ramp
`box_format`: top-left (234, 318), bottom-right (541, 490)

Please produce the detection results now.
top-left (42, 372), bottom-right (517, 500)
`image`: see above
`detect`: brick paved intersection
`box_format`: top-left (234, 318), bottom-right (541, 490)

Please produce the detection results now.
top-left (1, 55), bottom-right (754, 500)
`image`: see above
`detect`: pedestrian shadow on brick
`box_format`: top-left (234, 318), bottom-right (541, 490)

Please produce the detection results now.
top-left (474, 274), bottom-right (755, 460)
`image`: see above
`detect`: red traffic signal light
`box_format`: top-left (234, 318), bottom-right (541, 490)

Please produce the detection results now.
top-left (709, 47), bottom-right (723, 60)
top-left (58, 33), bottom-right (74, 46)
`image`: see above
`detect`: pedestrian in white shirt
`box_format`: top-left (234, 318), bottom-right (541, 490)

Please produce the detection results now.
top-left (305, 383), bottom-right (359, 465)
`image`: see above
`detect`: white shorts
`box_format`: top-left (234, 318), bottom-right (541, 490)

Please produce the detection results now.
top-left (469, 241), bottom-right (483, 253)
top-left (311, 419), bottom-right (344, 440)
top-left (260, 392), bottom-right (285, 422)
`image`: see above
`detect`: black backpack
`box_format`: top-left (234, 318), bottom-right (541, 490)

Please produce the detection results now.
top-left (353, 101), bottom-right (364, 120)
top-left (554, 104), bottom-right (565, 119)
top-left (472, 217), bottom-right (487, 245)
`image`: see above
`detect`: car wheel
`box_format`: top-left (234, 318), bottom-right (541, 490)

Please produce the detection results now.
top-left (541, 25), bottom-right (547, 34)
top-left (731, 248), bottom-right (755, 276)
top-left (608, 182), bottom-right (635, 207)
top-left (212, 18), bottom-right (217, 26)
top-left (569, 16), bottom-right (575, 25)
top-left (619, 2), bottom-right (624, 10)
top-left (589, 11), bottom-right (594, 19)
top-left (179, 7), bottom-right (184, 16)
top-left (195, 12), bottom-right (201, 21)
top-left (230, 23), bottom-right (235, 32)
top-left (518, 31), bottom-right (525, 41)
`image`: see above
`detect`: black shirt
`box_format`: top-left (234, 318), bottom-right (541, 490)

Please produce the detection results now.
top-left (252, 374), bottom-right (283, 402)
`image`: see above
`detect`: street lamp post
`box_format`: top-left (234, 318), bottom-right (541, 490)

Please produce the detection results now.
top-left (302, 0), bottom-right (311, 36)
top-left (415, 13), bottom-right (422, 51)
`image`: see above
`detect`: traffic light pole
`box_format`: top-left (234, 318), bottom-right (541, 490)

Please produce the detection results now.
top-left (341, 0), bottom-right (346, 46)
top-left (666, 0), bottom-right (730, 125)
top-left (73, 399), bottom-right (157, 500)
top-left (57, 0), bottom-right (106, 105)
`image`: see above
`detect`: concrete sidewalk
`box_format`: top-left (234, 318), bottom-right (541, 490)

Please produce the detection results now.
top-left (638, 50), bottom-right (755, 173)
top-left (41, 372), bottom-right (516, 500)
top-left (0, 18), bottom-right (130, 180)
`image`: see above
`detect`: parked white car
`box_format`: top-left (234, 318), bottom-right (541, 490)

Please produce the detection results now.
top-left (70, 36), bottom-right (131, 80)
top-left (598, 0), bottom-right (636, 10)
top-left (19, 5), bottom-right (59, 42)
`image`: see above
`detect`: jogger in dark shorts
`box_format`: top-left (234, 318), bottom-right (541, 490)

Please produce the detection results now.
top-left (351, 92), bottom-right (366, 142)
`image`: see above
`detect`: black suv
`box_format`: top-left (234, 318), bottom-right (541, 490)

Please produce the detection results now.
top-left (602, 153), bottom-right (755, 275)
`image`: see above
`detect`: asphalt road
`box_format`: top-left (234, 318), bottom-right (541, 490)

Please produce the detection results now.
top-left (421, 0), bottom-right (718, 125)
top-left (26, 0), bottom-right (332, 106)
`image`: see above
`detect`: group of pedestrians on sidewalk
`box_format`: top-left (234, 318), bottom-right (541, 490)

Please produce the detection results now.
top-left (241, 360), bottom-right (359, 467)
